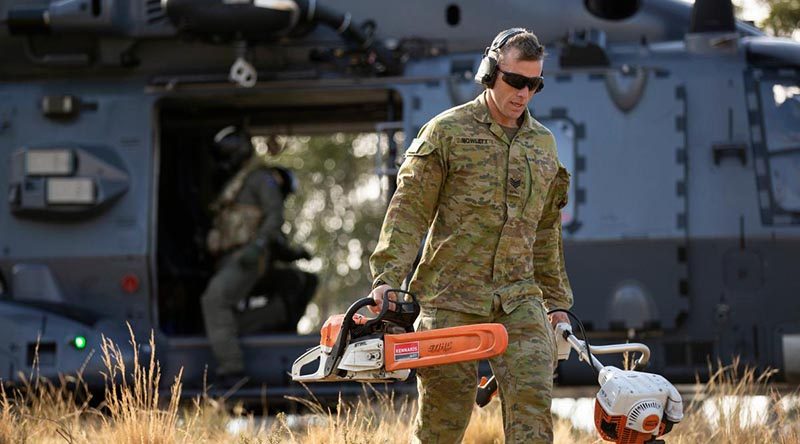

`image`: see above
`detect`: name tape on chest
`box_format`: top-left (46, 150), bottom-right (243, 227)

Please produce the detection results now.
top-left (456, 137), bottom-right (492, 145)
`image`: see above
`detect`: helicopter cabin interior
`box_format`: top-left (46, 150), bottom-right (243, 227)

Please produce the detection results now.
top-left (155, 87), bottom-right (403, 336)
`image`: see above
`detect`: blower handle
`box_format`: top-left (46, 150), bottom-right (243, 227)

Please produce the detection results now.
top-left (476, 375), bottom-right (498, 407)
top-left (557, 323), bottom-right (651, 371)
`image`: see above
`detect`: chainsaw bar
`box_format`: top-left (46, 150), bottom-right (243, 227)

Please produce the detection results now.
top-left (291, 289), bottom-right (508, 383)
top-left (384, 323), bottom-right (508, 371)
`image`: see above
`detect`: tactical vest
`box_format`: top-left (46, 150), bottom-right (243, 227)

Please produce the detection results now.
top-left (206, 157), bottom-right (267, 255)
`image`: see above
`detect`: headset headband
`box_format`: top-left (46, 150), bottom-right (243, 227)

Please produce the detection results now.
top-left (487, 28), bottom-right (527, 55)
top-left (214, 125), bottom-right (237, 144)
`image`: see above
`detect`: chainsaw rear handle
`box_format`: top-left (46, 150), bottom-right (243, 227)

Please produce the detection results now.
top-left (361, 288), bottom-right (420, 334)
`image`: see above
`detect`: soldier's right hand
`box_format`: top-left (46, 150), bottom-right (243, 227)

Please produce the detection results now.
top-left (368, 284), bottom-right (395, 314)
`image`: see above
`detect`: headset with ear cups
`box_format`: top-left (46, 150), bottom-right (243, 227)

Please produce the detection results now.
top-left (474, 27), bottom-right (544, 93)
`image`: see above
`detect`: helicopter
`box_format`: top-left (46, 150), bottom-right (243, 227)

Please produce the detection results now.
top-left (0, 0), bottom-right (798, 399)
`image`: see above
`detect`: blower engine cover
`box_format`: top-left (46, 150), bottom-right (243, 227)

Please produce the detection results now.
top-left (594, 366), bottom-right (682, 444)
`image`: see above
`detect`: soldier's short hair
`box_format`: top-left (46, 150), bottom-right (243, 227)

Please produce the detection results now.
top-left (499, 30), bottom-right (546, 62)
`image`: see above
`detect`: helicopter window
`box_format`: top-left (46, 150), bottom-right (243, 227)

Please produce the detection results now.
top-left (760, 81), bottom-right (800, 212)
top-left (763, 84), bottom-right (800, 153)
top-left (446, 5), bottom-right (461, 26)
top-left (539, 118), bottom-right (576, 225)
top-left (584, 0), bottom-right (641, 21)
top-left (91, 0), bottom-right (102, 17)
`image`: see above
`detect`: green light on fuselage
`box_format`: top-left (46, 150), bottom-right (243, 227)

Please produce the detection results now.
top-left (73, 335), bottom-right (87, 350)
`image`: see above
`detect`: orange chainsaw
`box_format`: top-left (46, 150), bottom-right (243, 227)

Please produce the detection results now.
top-left (291, 289), bottom-right (508, 382)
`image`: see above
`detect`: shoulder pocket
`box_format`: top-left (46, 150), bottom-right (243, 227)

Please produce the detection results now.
top-left (554, 166), bottom-right (571, 209)
top-left (404, 138), bottom-right (437, 157)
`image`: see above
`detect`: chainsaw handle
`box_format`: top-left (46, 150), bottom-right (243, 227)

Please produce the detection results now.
top-left (361, 288), bottom-right (419, 333)
top-left (322, 296), bottom-right (377, 377)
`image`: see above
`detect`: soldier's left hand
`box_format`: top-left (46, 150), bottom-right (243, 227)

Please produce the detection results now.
top-left (548, 311), bottom-right (570, 329)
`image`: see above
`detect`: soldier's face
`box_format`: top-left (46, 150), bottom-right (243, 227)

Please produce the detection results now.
top-left (487, 48), bottom-right (543, 127)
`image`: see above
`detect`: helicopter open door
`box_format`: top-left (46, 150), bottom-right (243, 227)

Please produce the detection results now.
top-left (153, 87), bottom-right (408, 392)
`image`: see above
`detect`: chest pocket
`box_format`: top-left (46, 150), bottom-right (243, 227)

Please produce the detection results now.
top-left (524, 147), bottom-right (559, 220)
top-left (447, 142), bottom-right (503, 209)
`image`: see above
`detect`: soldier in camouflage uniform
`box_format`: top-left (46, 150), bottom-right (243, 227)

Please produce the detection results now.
top-left (201, 126), bottom-right (316, 382)
top-left (369, 29), bottom-right (572, 443)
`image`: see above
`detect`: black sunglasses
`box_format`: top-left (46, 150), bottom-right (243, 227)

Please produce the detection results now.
top-left (497, 68), bottom-right (544, 93)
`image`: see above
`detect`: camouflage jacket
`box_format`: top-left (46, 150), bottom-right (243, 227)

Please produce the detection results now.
top-left (369, 92), bottom-right (573, 316)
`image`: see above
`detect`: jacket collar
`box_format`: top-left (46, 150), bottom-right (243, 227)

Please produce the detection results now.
top-left (472, 91), bottom-right (536, 128)
top-left (470, 91), bottom-right (537, 144)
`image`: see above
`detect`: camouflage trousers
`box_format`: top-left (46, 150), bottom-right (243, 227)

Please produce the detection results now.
top-left (412, 295), bottom-right (557, 444)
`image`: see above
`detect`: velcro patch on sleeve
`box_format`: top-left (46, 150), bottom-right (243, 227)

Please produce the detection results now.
top-left (404, 138), bottom-right (437, 157)
top-left (406, 138), bottom-right (425, 154)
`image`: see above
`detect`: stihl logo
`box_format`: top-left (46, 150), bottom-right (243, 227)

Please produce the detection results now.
top-left (428, 341), bottom-right (453, 353)
top-left (394, 342), bottom-right (419, 361)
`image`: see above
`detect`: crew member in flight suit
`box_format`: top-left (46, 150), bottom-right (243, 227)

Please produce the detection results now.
top-left (201, 126), bottom-right (316, 383)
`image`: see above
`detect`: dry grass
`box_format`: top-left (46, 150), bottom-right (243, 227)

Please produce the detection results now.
top-left (1, 333), bottom-right (798, 444)
top-left (668, 358), bottom-right (800, 444)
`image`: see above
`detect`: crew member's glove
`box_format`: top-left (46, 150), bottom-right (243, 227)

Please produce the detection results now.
top-left (238, 243), bottom-right (264, 268)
